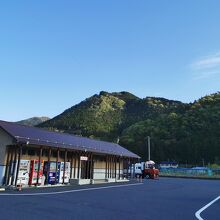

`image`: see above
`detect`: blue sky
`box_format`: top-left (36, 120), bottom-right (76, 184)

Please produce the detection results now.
top-left (1, 0), bottom-right (220, 121)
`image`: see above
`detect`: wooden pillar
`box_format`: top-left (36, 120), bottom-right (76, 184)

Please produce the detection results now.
top-left (107, 156), bottom-right (109, 178)
top-left (63, 150), bottom-right (67, 184)
top-left (86, 153), bottom-right (89, 179)
top-left (46, 147), bottom-right (51, 184)
top-left (112, 156), bottom-right (115, 178)
top-left (105, 155), bottom-right (107, 179)
top-left (109, 156), bottom-right (111, 178)
top-left (132, 159), bottom-right (135, 179)
top-left (129, 158), bottom-right (131, 178)
top-left (37, 147), bottom-right (43, 185)
top-left (90, 153), bottom-right (93, 180)
top-left (70, 151), bottom-right (73, 179)
top-left (8, 147), bottom-right (14, 185)
top-left (126, 158), bottom-right (129, 178)
top-left (111, 156), bottom-right (113, 178)
top-left (11, 147), bottom-right (18, 185)
top-left (112, 156), bottom-right (114, 178)
top-left (48, 148), bottom-right (51, 162)
top-left (118, 157), bottom-right (121, 180)
top-left (115, 156), bottom-right (117, 179)
top-left (14, 146), bottom-right (22, 187)
top-left (77, 152), bottom-right (81, 179)
top-left (73, 153), bottom-right (77, 179)
top-left (55, 148), bottom-right (60, 184)
top-left (4, 147), bottom-right (11, 185)
top-left (109, 156), bottom-right (110, 178)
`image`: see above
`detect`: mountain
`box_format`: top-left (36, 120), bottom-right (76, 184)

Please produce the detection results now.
top-left (18, 117), bottom-right (50, 126)
top-left (38, 91), bottom-right (220, 165)
top-left (120, 92), bottom-right (220, 165)
top-left (39, 92), bottom-right (129, 140)
top-left (39, 91), bottom-right (186, 140)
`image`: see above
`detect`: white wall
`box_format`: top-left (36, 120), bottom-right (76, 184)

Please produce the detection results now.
top-left (93, 168), bottom-right (105, 179)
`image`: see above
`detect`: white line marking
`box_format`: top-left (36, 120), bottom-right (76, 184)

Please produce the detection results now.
top-left (0, 183), bottom-right (143, 196)
top-left (195, 195), bottom-right (220, 220)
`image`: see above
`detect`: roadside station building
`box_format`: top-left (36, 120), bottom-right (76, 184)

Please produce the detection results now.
top-left (0, 120), bottom-right (139, 187)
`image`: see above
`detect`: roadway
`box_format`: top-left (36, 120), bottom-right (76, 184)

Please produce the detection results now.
top-left (0, 177), bottom-right (219, 220)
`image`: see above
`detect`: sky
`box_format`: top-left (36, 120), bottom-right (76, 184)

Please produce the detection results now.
top-left (0, 0), bottom-right (220, 121)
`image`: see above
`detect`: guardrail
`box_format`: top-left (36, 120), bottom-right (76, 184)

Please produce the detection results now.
top-left (160, 168), bottom-right (220, 178)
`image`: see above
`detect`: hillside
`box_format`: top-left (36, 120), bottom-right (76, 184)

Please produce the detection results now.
top-left (18, 117), bottom-right (50, 126)
top-left (39, 91), bottom-right (186, 140)
top-left (120, 92), bottom-right (220, 164)
top-left (38, 91), bottom-right (220, 165)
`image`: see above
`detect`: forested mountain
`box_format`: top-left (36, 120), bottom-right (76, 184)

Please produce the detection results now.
top-left (17, 117), bottom-right (50, 126)
top-left (38, 91), bottom-right (220, 165)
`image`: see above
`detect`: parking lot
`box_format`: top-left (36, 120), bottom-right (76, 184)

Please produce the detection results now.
top-left (0, 178), bottom-right (219, 220)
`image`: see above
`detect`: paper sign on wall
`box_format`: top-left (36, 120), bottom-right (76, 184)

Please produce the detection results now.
top-left (80, 156), bottom-right (88, 161)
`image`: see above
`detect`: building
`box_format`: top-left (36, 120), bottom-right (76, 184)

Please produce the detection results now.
top-left (0, 120), bottom-right (139, 187)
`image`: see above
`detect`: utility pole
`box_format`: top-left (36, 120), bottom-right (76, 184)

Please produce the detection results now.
top-left (202, 158), bottom-right (205, 167)
top-left (147, 136), bottom-right (151, 161)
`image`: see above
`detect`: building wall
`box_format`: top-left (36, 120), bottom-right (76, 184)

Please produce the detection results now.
top-left (93, 160), bottom-right (105, 179)
top-left (93, 158), bottom-right (125, 179)
top-left (3, 141), bottom-right (129, 186)
top-left (0, 128), bottom-right (14, 185)
top-left (71, 157), bottom-right (79, 179)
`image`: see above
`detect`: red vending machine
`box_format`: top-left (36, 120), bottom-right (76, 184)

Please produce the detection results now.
top-left (29, 160), bottom-right (44, 185)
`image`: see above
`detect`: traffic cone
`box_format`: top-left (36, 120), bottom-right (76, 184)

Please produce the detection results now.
top-left (17, 184), bottom-right (22, 191)
top-left (17, 180), bottom-right (22, 192)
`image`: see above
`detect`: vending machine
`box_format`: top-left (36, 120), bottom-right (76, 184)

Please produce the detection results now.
top-left (29, 160), bottom-right (44, 185)
top-left (59, 162), bottom-right (71, 184)
top-left (16, 160), bottom-right (30, 186)
top-left (44, 161), bottom-right (60, 184)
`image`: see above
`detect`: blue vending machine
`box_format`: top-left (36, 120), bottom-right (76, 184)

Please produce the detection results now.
top-left (44, 161), bottom-right (60, 184)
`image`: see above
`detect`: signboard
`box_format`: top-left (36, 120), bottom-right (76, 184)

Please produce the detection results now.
top-left (80, 156), bottom-right (88, 161)
top-left (16, 160), bottom-right (30, 186)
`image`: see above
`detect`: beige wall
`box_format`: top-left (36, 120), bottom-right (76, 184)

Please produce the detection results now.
top-left (94, 160), bottom-right (105, 169)
top-left (20, 147), bottom-right (80, 165)
top-left (92, 157), bottom-right (125, 179)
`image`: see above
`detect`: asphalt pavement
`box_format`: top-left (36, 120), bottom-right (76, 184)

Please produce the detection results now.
top-left (0, 178), bottom-right (219, 220)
